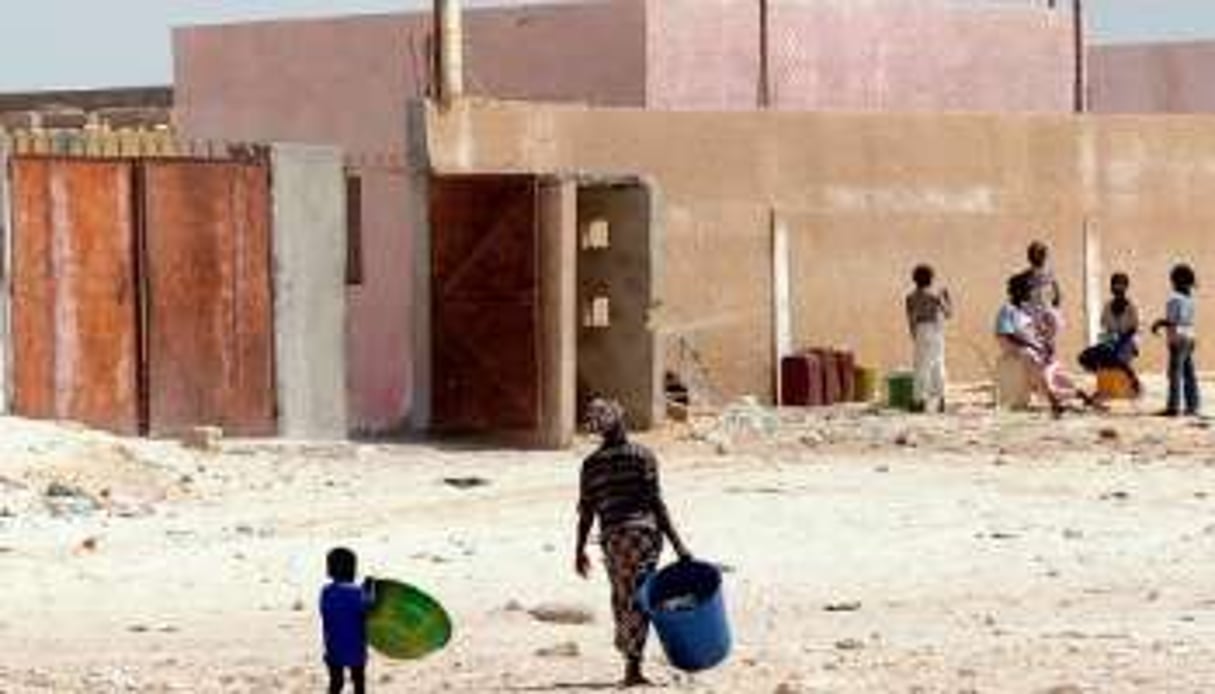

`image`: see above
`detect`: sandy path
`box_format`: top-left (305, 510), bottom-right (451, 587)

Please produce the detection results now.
top-left (3, 406), bottom-right (1215, 693)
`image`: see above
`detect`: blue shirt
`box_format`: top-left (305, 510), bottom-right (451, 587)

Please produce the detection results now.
top-left (320, 582), bottom-right (372, 667)
top-left (1166, 292), bottom-right (1196, 340)
top-left (995, 304), bottom-right (1025, 336)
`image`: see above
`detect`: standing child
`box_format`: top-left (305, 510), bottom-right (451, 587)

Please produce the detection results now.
top-left (1152, 264), bottom-right (1201, 416)
top-left (905, 264), bottom-right (952, 413)
top-left (321, 547), bottom-right (376, 694)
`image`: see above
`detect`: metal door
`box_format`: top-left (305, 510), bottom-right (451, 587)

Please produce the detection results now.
top-left (10, 158), bottom-right (141, 433)
top-left (142, 160), bottom-right (276, 436)
top-left (430, 175), bottom-right (541, 433)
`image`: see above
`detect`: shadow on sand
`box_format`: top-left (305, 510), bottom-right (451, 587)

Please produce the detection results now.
top-left (507, 681), bottom-right (636, 692)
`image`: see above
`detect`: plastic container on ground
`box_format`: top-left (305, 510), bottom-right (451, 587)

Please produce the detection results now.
top-left (854, 366), bottom-right (878, 402)
top-left (886, 371), bottom-right (915, 410)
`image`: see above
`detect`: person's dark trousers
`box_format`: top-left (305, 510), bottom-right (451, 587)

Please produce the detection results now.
top-left (328, 665), bottom-right (366, 694)
top-left (1167, 339), bottom-right (1201, 415)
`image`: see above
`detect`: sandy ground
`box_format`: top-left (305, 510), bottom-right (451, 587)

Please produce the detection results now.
top-left (3, 385), bottom-right (1215, 693)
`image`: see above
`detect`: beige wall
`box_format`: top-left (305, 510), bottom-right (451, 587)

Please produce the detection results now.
top-left (426, 103), bottom-right (1215, 401)
top-left (1092, 117), bottom-right (1215, 370)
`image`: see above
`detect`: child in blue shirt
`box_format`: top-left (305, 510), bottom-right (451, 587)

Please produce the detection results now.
top-left (321, 547), bottom-right (376, 694)
top-left (1152, 263), bottom-right (1201, 416)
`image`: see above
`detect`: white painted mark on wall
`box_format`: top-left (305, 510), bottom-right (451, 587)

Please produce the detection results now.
top-left (49, 170), bottom-right (78, 418)
top-left (823, 185), bottom-right (997, 214)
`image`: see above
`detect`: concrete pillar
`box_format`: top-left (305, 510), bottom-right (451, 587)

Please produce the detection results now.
top-left (771, 210), bottom-right (791, 403)
top-left (407, 102), bottom-right (433, 432)
top-left (539, 177), bottom-right (577, 449)
top-left (435, 0), bottom-right (465, 106)
top-left (270, 144), bottom-right (348, 439)
top-left (1083, 219), bottom-right (1102, 347)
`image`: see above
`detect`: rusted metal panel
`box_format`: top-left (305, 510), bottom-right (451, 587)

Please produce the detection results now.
top-left (431, 175), bottom-right (541, 433)
top-left (10, 157), bottom-right (141, 433)
top-left (142, 160), bottom-right (276, 436)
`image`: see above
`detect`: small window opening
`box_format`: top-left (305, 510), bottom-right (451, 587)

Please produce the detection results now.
top-left (583, 294), bottom-right (612, 329)
top-left (345, 174), bottom-right (364, 286)
top-left (581, 218), bottom-right (611, 250)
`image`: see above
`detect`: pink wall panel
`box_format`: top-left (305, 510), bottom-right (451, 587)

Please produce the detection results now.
top-left (764, 1), bottom-right (1073, 113)
top-left (646, 0), bottom-right (761, 110)
top-left (464, 0), bottom-right (647, 106)
top-left (1091, 42), bottom-right (1215, 114)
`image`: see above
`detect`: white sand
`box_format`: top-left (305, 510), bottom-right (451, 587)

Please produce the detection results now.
top-left (2, 393), bottom-right (1215, 693)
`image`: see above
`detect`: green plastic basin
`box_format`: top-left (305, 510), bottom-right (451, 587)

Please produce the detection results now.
top-left (366, 579), bottom-right (453, 661)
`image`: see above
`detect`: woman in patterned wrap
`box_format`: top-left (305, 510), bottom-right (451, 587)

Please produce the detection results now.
top-left (575, 398), bottom-right (692, 687)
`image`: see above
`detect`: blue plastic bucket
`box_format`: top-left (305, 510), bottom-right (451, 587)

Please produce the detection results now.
top-left (636, 559), bottom-right (732, 672)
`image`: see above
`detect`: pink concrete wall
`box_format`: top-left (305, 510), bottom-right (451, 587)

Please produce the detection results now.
top-left (765, 1), bottom-right (1074, 112)
top-left (646, 0), bottom-right (760, 110)
top-left (174, 3), bottom-right (647, 433)
top-left (1090, 42), bottom-right (1215, 114)
top-left (645, 0), bottom-right (1074, 113)
top-left (175, 15), bottom-right (423, 434)
top-left (463, 0), bottom-right (646, 106)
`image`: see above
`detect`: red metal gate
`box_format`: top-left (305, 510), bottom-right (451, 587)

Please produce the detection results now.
top-left (10, 158), bottom-right (141, 433)
top-left (142, 161), bottom-right (276, 437)
top-left (430, 175), bottom-right (541, 433)
top-left (8, 155), bottom-right (276, 437)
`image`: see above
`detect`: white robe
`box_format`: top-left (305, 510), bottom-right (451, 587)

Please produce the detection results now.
top-left (913, 321), bottom-right (947, 406)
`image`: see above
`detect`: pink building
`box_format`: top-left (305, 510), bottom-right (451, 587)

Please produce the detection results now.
top-left (174, 0), bottom-right (1075, 434)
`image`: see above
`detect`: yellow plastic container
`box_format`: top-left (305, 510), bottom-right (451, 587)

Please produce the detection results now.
top-left (854, 367), bottom-right (878, 402)
top-left (1096, 368), bottom-right (1137, 400)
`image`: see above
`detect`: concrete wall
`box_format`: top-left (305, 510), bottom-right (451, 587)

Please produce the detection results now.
top-left (646, 0), bottom-right (1075, 112)
top-left (766, 1), bottom-right (1074, 112)
top-left (646, 0), bottom-right (760, 110)
top-left (1091, 42), bottom-right (1215, 114)
top-left (425, 101), bottom-right (1215, 401)
top-left (270, 145), bottom-right (348, 439)
top-left (1089, 118), bottom-right (1215, 352)
top-left (175, 0), bottom-right (1077, 424)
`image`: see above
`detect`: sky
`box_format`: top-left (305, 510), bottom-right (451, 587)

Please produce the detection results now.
top-left (0, 0), bottom-right (1214, 91)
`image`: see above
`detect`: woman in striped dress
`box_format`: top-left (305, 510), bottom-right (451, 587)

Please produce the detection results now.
top-left (575, 398), bottom-right (692, 687)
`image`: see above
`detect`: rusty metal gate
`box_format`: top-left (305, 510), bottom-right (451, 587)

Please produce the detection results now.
top-left (8, 155), bottom-right (275, 436)
top-left (142, 161), bottom-right (275, 437)
top-left (430, 175), bottom-right (541, 433)
top-left (11, 159), bottom-right (142, 433)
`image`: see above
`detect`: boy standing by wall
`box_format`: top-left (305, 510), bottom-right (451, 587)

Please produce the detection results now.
top-left (1152, 264), bottom-right (1201, 417)
top-left (905, 264), bottom-right (952, 413)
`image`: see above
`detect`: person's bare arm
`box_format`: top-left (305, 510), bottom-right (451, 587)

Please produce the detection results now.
top-left (655, 497), bottom-right (691, 560)
top-left (647, 451), bottom-right (691, 559)
top-left (575, 463), bottom-right (594, 578)
top-left (575, 507), bottom-right (593, 578)
top-left (1127, 304), bottom-right (1141, 335)
top-left (905, 296), bottom-right (916, 338)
